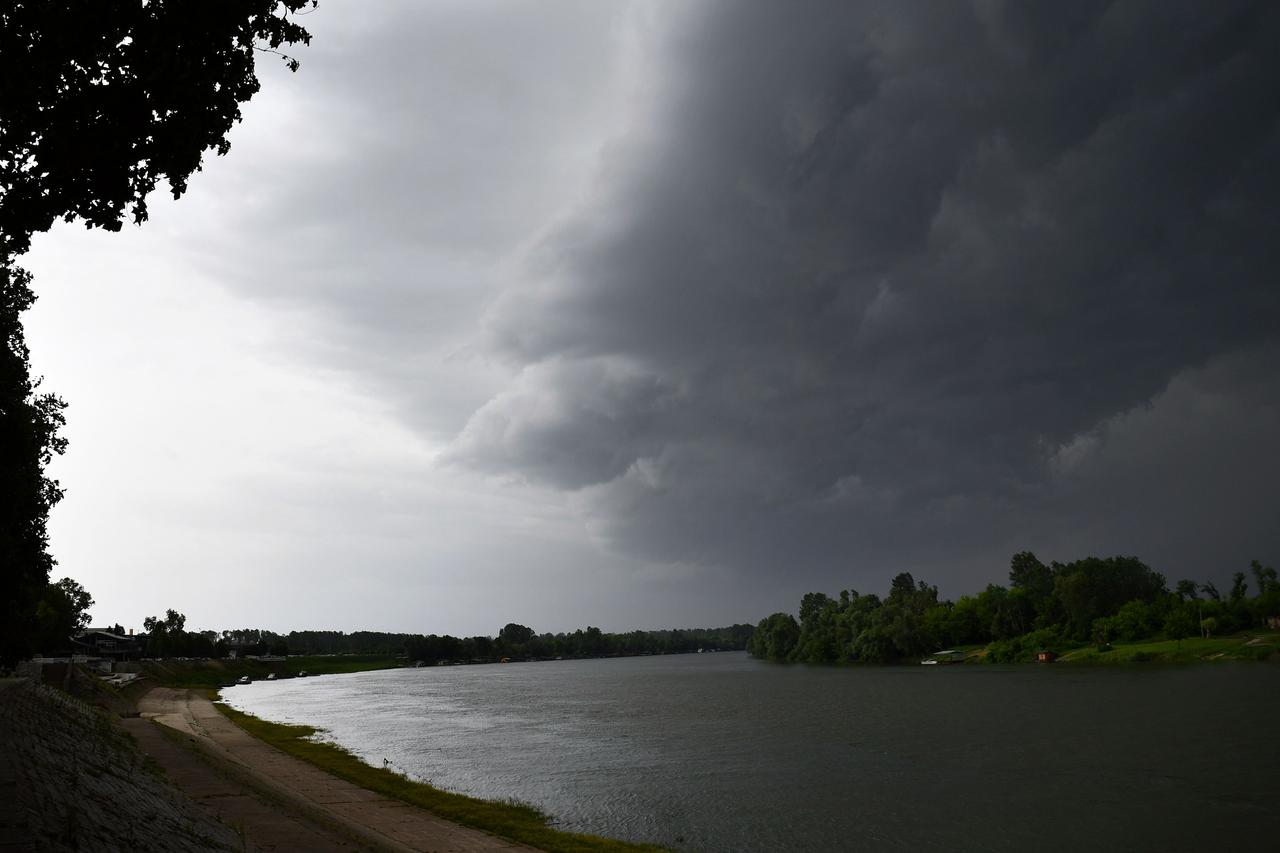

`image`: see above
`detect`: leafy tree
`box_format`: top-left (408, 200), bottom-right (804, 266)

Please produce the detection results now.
top-left (498, 623), bottom-right (535, 646)
top-left (1250, 560), bottom-right (1278, 594)
top-left (921, 603), bottom-right (957, 651)
top-left (33, 577), bottom-right (93, 653)
top-left (1229, 572), bottom-right (1248, 604)
top-left (798, 592), bottom-right (831, 633)
top-left (1162, 606), bottom-right (1197, 648)
top-left (142, 609), bottom-right (189, 657)
top-left (1009, 551), bottom-right (1053, 601)
top-left (886, 572), bottom-right (919, 606)
top-left (992, 587), bottom-right (1035, 640)
top-left (1175, 579), bottom-right (1200, 601)
top-left (1091, 616), bottom-right (1115, 649)
top-left (1246, 560), bottom-right (1280, 629)
top-left (747, 613), bottom-right (800, 661)
top-left (850, 619), bottom-right (898, 663)
top-left (0, 264), bottom-right (66, 667)
top-left (1052, 556), bottom-right (1165, 640)
top-left (792, 594), bottom-right (840, 663)
top-left (0, 0), bottom-right (315, 256)
top-left (1110, 599), bottom-right (1158, 642)
top-left (0, 1), bottom-right (313, 669)
top-left (143, 609), bottom-right (187, 635)
top-left (946, 595), bottom-right (990, 646)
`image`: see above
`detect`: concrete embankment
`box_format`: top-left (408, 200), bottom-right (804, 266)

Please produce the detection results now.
top-left (0, 678), bottom-right (246, 852)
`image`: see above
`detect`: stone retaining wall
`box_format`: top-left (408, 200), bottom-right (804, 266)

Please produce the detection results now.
top-left (0, 679), bottom-right (248, 852)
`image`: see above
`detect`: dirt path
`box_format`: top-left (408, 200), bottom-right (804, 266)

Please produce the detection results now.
top-left (131, 687), bottom-right (534, 853)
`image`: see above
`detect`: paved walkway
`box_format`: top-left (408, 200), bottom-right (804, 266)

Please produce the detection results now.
top-left (121, 716), bottom-right (358, 852)
top-left (132, 688), bottom-right (532, 853)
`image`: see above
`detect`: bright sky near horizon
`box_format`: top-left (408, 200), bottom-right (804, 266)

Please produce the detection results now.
top-left (22, 1), bottom-right (1280, 637)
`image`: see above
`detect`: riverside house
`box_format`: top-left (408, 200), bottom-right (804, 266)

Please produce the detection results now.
top-left (73, 628), bottom-right (141, 662)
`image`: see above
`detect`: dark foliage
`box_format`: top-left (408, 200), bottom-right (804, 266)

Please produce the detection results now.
top-left (0, 263), bottom-right (65, 667)
top-left (123, 618), bottom-right (753, 664)
top-left (0, 0), bottom-right (314, 256)
top-left (751, 554), bottom-right (1278, 665)
top-left (0, 2), bottom-right (312, 668)
top-left (32, 577), bottom-right (92, 655)
top-left (407, 623), bottom-right (754, 664)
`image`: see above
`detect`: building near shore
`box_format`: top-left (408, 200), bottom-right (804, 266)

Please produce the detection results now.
top-left (73, 628), bottom-right (141, 662)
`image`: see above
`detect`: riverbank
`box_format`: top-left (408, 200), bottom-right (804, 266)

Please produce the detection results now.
top-left (213, 700), bottom-right (665, 852)
top-left (140, 686), bottom-right (548, 851)
top-left (160, 687), bottom-right (664, 853)
top-left (0, 678), bottom-right (247, 851)
top-left (954, 630), bottom-right (1280, 664)
top-left (4, 664), bottom-right (665, 851)
top-left (1056, 631), bottom-right (1279, 663)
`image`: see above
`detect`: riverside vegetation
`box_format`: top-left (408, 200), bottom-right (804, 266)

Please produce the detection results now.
top-left (98, 609), bottom-right (751, 670)
top-left (748, 553), bottom-right (1280, 664)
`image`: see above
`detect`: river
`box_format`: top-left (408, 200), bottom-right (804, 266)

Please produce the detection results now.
top-left (222, 652), bottom-right (1280, 852)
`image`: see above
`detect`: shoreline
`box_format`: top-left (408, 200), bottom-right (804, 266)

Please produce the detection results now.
top-left (753, 630), bottom-right (1280, 667)
top-left (138, 686), bottom-right (663, 853)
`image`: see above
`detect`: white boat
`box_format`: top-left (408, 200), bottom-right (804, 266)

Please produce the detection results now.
top-left (236, 675), bottom-right (251, 685)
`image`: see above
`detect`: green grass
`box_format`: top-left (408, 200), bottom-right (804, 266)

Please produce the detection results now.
top-left (213, 702), bottom-right (666, 853)
top-left (143, 655), bottom-right (403, 688)
top-left (1057, 632), bottom-right (1279, 664)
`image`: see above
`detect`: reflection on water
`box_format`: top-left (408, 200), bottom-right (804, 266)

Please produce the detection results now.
top-left (224, 653), bottom-right (1280, 852)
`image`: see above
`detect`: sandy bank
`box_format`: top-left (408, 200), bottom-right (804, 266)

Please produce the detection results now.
top-left (136, 687), bottom-right (532, 852)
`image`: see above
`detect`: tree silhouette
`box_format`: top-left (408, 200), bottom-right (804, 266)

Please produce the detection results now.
top-left (0, 0), bottom-right (315, 256)
top-left (0, 1), bottom-right (313, 669)
top-left (0, 264), bottom-right (66, 666)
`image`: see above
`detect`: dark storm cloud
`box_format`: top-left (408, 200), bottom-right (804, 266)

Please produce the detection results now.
top-left (453, 0), bottom-right (1280, 588)
top-left (173, 0), bottom-right (645, 439)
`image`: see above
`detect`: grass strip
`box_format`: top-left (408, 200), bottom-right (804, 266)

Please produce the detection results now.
top-left (214, 702), bottom-right (667, 853)
top-left (1059, 632), bottom-right (1278, 664)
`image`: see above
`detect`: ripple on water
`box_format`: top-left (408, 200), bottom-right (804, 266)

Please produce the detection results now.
top-left (223, 655), bottom-right (1280, 852)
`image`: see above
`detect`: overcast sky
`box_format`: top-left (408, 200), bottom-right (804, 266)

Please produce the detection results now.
top-left (23, 0), bottom-right (1280, 637)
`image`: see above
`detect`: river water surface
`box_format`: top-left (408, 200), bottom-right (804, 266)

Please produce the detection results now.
top-left (222, 653), bottom-right (1279, 852)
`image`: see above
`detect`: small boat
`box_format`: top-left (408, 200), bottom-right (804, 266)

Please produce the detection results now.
top-left (266, 672), bottom-right (277, 681)
top-left (236, 675), bottom-right (251, 685)
top-left (297, 670), bottom-right (308, 677)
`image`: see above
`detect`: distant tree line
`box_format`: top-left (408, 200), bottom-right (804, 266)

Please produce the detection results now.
top-left (748, 554), bottom-right (1280, 664)
top-left (404, 622), bottom-right (754, 664)
top-left (129, 624), bottom-right (428, 659)
top-left (47, 608), bottom-right (752, 664)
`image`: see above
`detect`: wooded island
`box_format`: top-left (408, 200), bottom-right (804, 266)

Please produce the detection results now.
top-left (748, 554), bottom-right (1280, 664)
